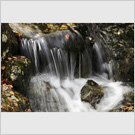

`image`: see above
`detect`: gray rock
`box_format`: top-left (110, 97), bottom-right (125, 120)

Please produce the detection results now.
top-left (1, 23), bottom-right (19, 61)
top-left (81, 80), bottom-right (104, 107)
top-left (2, 56), bottom-right (32, 95)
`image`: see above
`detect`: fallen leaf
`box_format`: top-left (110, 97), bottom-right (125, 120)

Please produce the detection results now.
top-left (1, 66), bottom-right (5, 70)
top-left (8, 57), bottom-right (12, 61)
top-left (13, 56), bottom-right (17, 59)
top-left (1, 80), bottom-right (5, 84)
top-left (2, 84), bottom-right (9, 91)
top-left (14, 103), bottom-right (18, 107)
top-left (18, 33), bottom-right (22, 37)
top-left (15, 91), bottom-right (19, 94)
top-left (8, 85), bottom-right (13, 89)
top-left (65, 34), bottom-right (69, 39)
top-left (123, 106), bottom-right (134, 111)
top-left (25, 108), bottom-right (32, 112)
top-left (10, 91), bottom-right (14, 95)
top-left (21, 56), bottom-right (26, 59)
top-left (7, 97), bottom-right (13, 102)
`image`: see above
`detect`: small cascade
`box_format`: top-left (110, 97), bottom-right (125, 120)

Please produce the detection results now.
top-left (20, 30), bottom-right (87, 79)
top-left (93, 42), bottom-right (113, 79)
top-left (19, 28), bottom-right (132, 112)
top-left (20, 30), bottom-right (112, 80)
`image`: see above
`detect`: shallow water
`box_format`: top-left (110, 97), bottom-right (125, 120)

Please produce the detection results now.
top-left (19, 29), bottom-right (133, 112)
top-left (28, 74), bottom-right (132, 112)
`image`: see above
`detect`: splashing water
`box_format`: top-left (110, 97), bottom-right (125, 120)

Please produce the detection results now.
top-left (19, 28), bottom-right (132, 112)
top-left (28, 74), bottom-right (132, 112)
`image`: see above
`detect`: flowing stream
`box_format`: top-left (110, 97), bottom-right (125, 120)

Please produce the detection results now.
top-left (20, 29), bottom-right (132, 112)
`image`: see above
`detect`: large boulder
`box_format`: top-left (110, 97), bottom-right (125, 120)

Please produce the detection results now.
top-left (1, 83), bottom-right (31, 112)
top-left (1, 56), bottom-right (32, 95)
top-left (81, 80), bottom-right (104, 107)
top-left (1, 23), bottom-right (19, 61)
top-left (97, 23), bottom-right (134, 83)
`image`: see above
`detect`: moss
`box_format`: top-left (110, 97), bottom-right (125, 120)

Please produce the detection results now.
top-left (1, 23), bottom-right (19, 61)
top-left (2, 56), bottom-right (32, 95)
top-left (97, 23), bottom-right (134, 83)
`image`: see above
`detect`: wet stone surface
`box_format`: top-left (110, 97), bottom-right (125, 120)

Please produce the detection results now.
top-left (81, 80), bottom-right (104, 107)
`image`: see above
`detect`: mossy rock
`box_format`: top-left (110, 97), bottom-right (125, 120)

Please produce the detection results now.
top-left (1, 84), bottom-right (31, 112)
top-left (1, 56), bottom-right (32, 95)
top-left (97, 23), bottom-right (134, 83)
top-left (81, 80), bottom-right (104, 107)
top-left (1, 23), bottom-right (19, 61)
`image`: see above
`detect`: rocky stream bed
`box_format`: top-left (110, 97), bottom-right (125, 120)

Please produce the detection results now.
top-left (1, 23), bottom-right (134, 112)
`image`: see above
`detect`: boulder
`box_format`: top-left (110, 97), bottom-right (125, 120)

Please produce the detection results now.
top-left (97, 23), bottom-right (134, 83)
top-left (1, 23), bottom-right (19, 61)
top-left (9, 23), bottom-right (76, 38)
top-left (81, 80), bottom-right (104, 107)
top-left (1, 56), bottom-right (32, 95)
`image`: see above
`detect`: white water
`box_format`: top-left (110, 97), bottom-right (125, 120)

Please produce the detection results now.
top-left (19, 28), bottom-right (133, 112)
top-left (28, 74), bottom-right (132, 112)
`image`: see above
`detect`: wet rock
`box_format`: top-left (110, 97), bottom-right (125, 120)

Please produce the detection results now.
top-left (81, 80), bottom-right (104, 107)
top-left (1, 56), bottom-right (32, 95)
top-left (1, 23), bottom-right (19, 61)
top-left (1, 84), bottom-right (31, 112)
top-left (9, 23), bottom-right (76, 38)
top-left (97, 23), bottom-right (134, 83)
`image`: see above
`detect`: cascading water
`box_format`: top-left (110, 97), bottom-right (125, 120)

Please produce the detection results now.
top-left (20, 30), bottom-right (85, 79)
top-left (20, 28), bottom-right (132, 112)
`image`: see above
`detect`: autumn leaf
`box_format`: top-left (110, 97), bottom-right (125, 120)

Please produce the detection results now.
top-left (123, 106), bottom-right (134, 111)
top-left (8, 84), bottom-right (13, 89)
top-left (25, 108), bottom-right (32, 112)
top-left (15, 91), bottom-right (19, 94)
top-left (21, 56), bottom-right (26, 59)
top-left (1, 78), bottom-right (12, 85)
top-left (2, 84), bottom-right (9, 91)
top-left (10, 91), bottom-right (15, 95)
top-left (65, 34), bottom-right (69, 39)
top-left (13, 56), bottom-right (17, 59)
top-left (1, 66), bottom-right (5, 70)
top-left (7, 97), bottom-right (13, 102)
top-left (1, 79), bottom-right (5, 84)
top-left (18, 33), bottom-right (22, 37)
top-left (8, 57), bottom-right (12, 61)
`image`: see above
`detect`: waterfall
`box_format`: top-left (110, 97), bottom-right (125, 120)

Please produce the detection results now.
top-left (20, 30), bottom-right (86, 79)
top-left (20, 29), bottom-right (132, 112)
